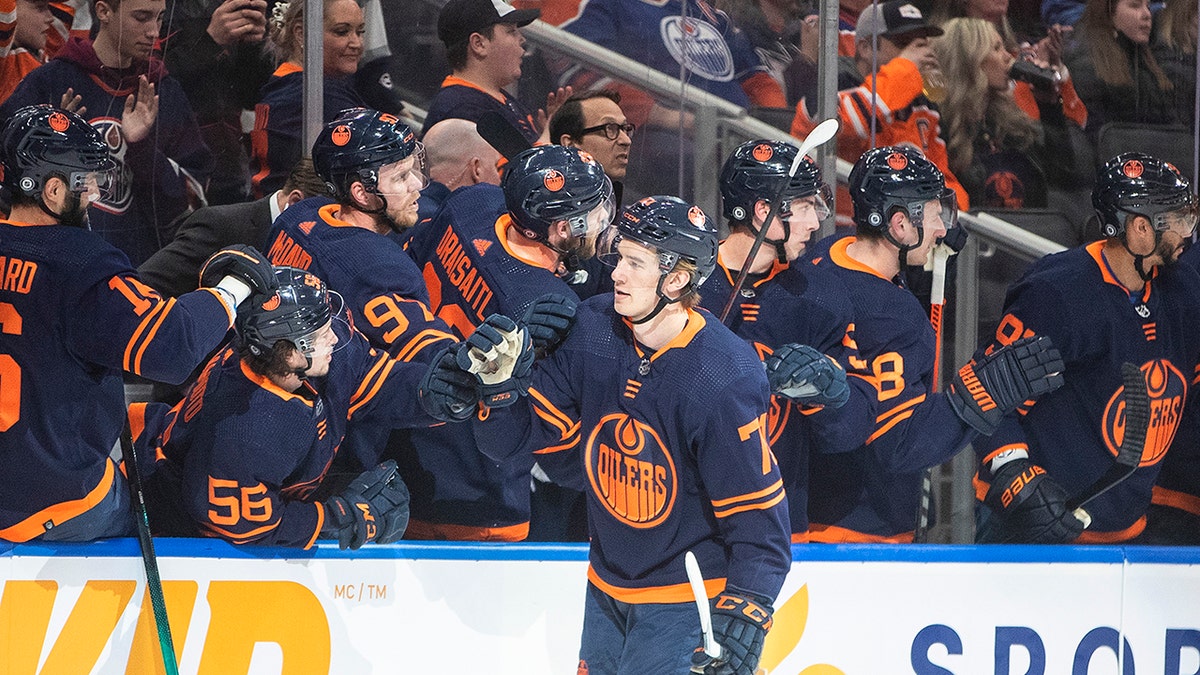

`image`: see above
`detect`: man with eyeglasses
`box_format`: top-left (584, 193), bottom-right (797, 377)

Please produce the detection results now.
top-left (549, 90), bottom-right (634, 183)
top-left (973, 152), bottom-right (1200, 545)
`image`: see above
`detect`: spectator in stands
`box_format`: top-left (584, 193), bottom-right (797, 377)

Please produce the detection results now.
top-left (161, 0), bottom-right (274, 205)
top-left (715, 0), bottom-right (811, 106)
top-left (1, 0), bottom-right (214, 266)
top-left (1152, 0), bottom-right (1197, 134)
top-left (791, 0), bottom-right (968, 228)
top-left (249, 0), bottom-right (366, 198)
top-left (548, 89), bottom-right (632, 184)
top-left (1064, 0), bottom-right (1176, 141)
top-left (934, 18), bottom-right (1078, 209)
top-left (0, 0), bottom-right (54, 104)
top-left (424, 0), bottom-right (566, 145)
top-left (0, 105), bottom-right (274, 544)
top-left (139, 158), bottom-right (327, 298)
top-left (1043, 0), bottom-right (1086, 30)
top-left (417, 117), bottom-right (502, 222)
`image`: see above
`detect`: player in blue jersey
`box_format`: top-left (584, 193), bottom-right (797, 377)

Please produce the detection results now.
top-left (396, 144), bottom-right (613, 541)
top-left (700, 139), bottom-right (876, 541)
top-left (264, 108), bottom-right (458, 470)
top-left (806, 145), bottom-right (1065, 542)
top-left (427, 196), bottom-right (791, 675)
top-left (974, 153), bottom-right (1200, 544)
top-left (142, 266), bottom-right (529, 548)
top-left (0, 105), bottom-right (276, 543)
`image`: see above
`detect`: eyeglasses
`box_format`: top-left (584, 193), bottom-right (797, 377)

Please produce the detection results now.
top-left (579, 122), bottom-right (635, 141)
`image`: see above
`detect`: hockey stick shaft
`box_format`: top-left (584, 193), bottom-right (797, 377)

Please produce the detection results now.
top-left (1065, 362), bottom-right (1149, 512)
top-left (913, 246), bottom-right (951, 543)
top-left (477, 111), bottom-right (534, 161)
top-left (685, 551), bottom-right (722, 661)
top-left (119, 411), bottom-right (180, 675)
top-left (718, 119), bottom-right (839, 323)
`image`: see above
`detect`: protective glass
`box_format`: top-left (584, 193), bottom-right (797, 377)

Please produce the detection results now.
top-left (579, 122), bottom-right (636, 141)
top-left (567, 189), bottom-right (617, 241)
top-left (296, 291), bottom-right (350, 357)
top-left (782, 190), bottom-right (831, 223)
top-left (910, 191), bottom-right (958, 230)
top-left (1150, 202), bottom-right (1198, 237)
top-left (380, 143), bottom-right (429, 191)
top-left (596, 224), bottom-right (675, 275)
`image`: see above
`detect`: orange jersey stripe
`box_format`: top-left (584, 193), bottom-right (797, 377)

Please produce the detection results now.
top-left (713, 490), bottom-right (786, 518)
top-left (587, 566), bottom-right (725, 605)
top-left (808, 523), bottom-right (914, 543)
top-left (405, 519), bottom-right (529, 542)
top-left (1152, 485), bottom-right (1200, 516)
top-left (0, 460), bottom-right (116, 542)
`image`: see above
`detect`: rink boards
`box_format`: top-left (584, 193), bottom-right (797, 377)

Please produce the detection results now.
top-left (1, 541), bottom-right (1199, 675)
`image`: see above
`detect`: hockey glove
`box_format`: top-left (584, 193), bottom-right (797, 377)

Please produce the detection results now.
top-left (985, 457), bottom-right (1087, 544)
top-left (322, 460), bottom-right (410, 549)
top-left (522, 293), bottom-right (577, 356)
top-left (457, 314), bottom-right (534, 408)
top-left (763, 343), bottom-right (850, 408)
top-left (418, 344), bottom-right (481, 422)
top-left (691, 588), bottom-right (774, 675)
top-left (947, 335), bottom-right (1064, 435)
top-left (199, 244), bottom-right (278, 297)
top-left (939, 224), bottom-right (969, 253)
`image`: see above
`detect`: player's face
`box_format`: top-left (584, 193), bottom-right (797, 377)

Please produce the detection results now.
top-left (100, 0), bottom-right (165, 64)
top-left (376, 155), bottom-right (425, 228)
top-left (572, 97), bottom-right (632, 181)
top-left (901, 198), bottom-right (949, 266)
top-left (301, 322), bottom-right (338, 378)
top-left (483, 23), bottom-right (526, 86)
top-left (771, 193), bottom-right (828, 260)
top-left (323, 0), bottom-right (364, 77)
top-left (15, 0), bottom-right (53, 52)
top-left (610, 239), bottom-right (667, 321)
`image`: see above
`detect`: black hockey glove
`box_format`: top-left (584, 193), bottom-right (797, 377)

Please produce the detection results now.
top-left (690, 588), bottom-right (774, 675)
top-left (418, 344), bottom-right (480, 422)
top-left (522, 293), bottom-right (577, 356)
top-left (763, 343), bottom-right (850, 408)
top-left (947, 335), bottom-right (1064, 435)
top-left (985, 457), bottom-right (1087, 544)
top-left (457, 314), bottom-right (534, 408)
top-left (939, 224), bottom-right (969, 253)
top-left (322, 460), bottom-right (410, 550)
top-left (199, 244), bottom-right (278, 296)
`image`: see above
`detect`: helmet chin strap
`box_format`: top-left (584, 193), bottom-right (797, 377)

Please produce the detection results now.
top-left (1121, 230), bottom-right (1160, 282)
top-left (884, 225), bottom-right (923, 282)
top-left (630, 275), bottom-right (684, 325)
top-left (748, 208), bottom-right (790, 264)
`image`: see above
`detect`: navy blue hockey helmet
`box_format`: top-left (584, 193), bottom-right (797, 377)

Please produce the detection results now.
top-left (0, 104), bottom-right (116, 198)
top-left (1093, 153), bottom-right (1197, 238)
top-left (849, 145), bottom-right (955, 231)
top-left (719, 139), bottom-right (828, 221)
top-left (501, 145), bottom-right (614, 241)
top-left (312, 107), bottom-right (427, 201)
top-left (602, 196), bottom-right (719, 287)
top-left (237, 267), bottom-right (334, 358)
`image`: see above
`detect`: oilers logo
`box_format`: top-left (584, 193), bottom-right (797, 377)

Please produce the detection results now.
top-left (585, 413), bottom-right (677, 528)
top-left (88, 118), bottom-right (133, 215)
top-left (1101, 359), bottom-right (1186, 466)
top-left (659, 17), bottom-right (735, 82)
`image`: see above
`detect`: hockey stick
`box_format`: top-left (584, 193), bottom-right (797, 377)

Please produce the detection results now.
top-left (477, 111), bottom-right (533, 161)
top-left (912, 244), bottom-right (951, 543)
top-left (685, 551), bottom-right (723, 664)
top-left (718, 118), bottom-right (839, 323)
top-left (1066, 361), bottom-right (1149, 513)
top-left (119, 411), bottom-right (180, 675)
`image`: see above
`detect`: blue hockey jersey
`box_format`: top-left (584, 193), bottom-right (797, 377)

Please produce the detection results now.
top-left (478, 295), bottom-right (791, 603)
top-left (0, 220), bottom-right (233, 541)
top-left (975, 241), bottom-right (1200, 541)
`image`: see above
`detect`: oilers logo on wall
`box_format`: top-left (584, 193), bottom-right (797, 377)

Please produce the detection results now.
top-left (89, 117), bottom-right (133, 215)
top-left (1101, 359), bottom-right (1187, 466)
top-left (659, 17), bottom-right (735, 82)
top-left (585, 413), bottom-right (677, 528)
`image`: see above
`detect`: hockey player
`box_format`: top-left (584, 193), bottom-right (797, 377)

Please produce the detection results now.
top-left (806, 145), bottom-right (1065, 542)
top-left (974, 152), bottom-right (1200, 544)
top-left (395, 144), bottom-right (613, 541)
top-left (701, 139), bottom-right (876, 540)
top-left (263, 108), bottom-right (458, 470)
top-left (428, 196), bottom-right (791, 675)
top-left (143, 266), bottom-right (530, 548)
top-left (0, 105), bottom-right (276, 543)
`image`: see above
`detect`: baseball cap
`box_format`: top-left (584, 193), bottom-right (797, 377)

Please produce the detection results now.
top-left (855, 1), bottom-right (944, 41)
top-left (438, 0), bottom-right (541, 48)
